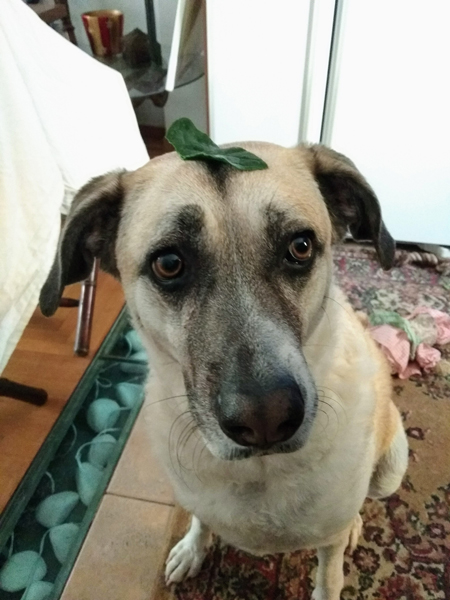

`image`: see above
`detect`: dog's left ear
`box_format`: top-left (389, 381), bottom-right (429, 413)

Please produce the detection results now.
top-left (304, 144), bottom-right (395, 269)
top-left (39, 171), bottom-right (125, 317)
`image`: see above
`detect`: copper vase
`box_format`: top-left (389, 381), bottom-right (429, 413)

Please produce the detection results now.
top-left (82, 10), bottom-right (124, 58)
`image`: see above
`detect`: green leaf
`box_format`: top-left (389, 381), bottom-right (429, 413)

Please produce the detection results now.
top-left (166, 118), bottom-right (268, 171)
top-left (166, 118), bottom-right (218, 159)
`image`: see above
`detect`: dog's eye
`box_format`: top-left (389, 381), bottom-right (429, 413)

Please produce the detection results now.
top-left (152, 252), bottom-right (183, 280)
top-left (286, 234), bottom-right (313, 264)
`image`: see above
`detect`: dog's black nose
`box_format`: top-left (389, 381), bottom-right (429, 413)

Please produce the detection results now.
top-left (218, 384), bottom-right (304, 448)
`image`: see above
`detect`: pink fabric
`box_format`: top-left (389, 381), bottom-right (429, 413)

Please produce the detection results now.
top-left (369, 306), bottom-right (449, 379)
top-left (408, 307), bottom-right (450, 345)
top-left (415, 342), bottom-right (441, 372)
top-left (369, 325), bottom-right (421, 379)
top-left (400, 362), bottom-right (423, 379)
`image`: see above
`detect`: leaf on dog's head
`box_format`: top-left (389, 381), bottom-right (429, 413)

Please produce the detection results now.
top-left (166, 118), bottom-right (268, 171)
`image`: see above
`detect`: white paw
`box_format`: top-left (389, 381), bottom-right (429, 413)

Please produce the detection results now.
top-left (311, 588), bottom-right (324, 600)
top-left (347, 513), bottom-right (363, 553)
top-left (312, 588), bottom-right (341, 600)
top-left (165, 535), bottom-right (207, 585)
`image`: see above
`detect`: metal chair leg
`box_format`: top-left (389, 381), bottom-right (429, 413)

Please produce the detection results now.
top-left (74, 260), bottom-right (99, 357)
top-left (0, 378), bottom-right (47, 405)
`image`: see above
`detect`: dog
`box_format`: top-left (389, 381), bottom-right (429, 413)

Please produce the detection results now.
top-left (40, 142), bottom-right (408, 600)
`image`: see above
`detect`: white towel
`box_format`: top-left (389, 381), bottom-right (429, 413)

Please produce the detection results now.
top-left (0, 0), bottom-right (149, 373)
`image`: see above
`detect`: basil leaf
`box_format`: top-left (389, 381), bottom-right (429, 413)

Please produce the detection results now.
top-left (166, 118), bottom-right (219, 158)
top-left (220, 147), bottom-right (268, 171)
top-left (166, 118), bottom-right (268, 171)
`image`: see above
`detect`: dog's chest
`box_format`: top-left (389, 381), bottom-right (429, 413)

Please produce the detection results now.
top-left (173, 451), bottom-right (371, 555)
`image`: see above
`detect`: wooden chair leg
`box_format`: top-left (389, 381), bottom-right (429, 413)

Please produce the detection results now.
top-left (74, 260), bottom-right (99, 357)
top-left (62, 16), bottom-right (77, 45)
top-left (55, 0), bottom-right (77, 45)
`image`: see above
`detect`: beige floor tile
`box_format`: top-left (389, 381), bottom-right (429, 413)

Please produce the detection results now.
top-left (108, 409), bottom-right (174, 505)
top-left (61, 495), bottom-right (172, 600)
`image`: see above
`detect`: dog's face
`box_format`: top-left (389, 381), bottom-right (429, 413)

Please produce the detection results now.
top-left (40, 143), bottom-right (394, 460)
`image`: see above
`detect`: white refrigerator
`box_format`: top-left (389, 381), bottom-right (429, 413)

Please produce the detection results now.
top-left (206, 0), bottom-right (450, 246)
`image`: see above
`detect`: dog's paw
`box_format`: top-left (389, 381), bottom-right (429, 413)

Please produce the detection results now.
top-left (312, 587), bottom-right (337, 600)
top-left (165, 535), bottom-right (207, 585)
top-left (347, 513), bottom-right (363, 553)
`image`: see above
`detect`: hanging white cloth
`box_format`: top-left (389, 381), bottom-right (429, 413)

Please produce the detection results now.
top-left (0, 0), bottom-right (149, 373)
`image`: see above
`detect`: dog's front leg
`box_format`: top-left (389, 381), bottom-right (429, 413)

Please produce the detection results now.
top-left (165, 515), bottom-right (211, 585)
top-left (312, 514), bottom-right (362, 600)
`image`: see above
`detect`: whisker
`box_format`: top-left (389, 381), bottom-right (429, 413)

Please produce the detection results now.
top-left (316, 389), bottom-right (349, 440)
top-left (176, 416), bottom-right (197, 457)
top-left (168, 410), bottom-right (192, 484)
top-left (176, 419), bottom-right (195, 457)
top-left (317, 386), bottom-right (345, 411)
top-left (318, 395), bottom-right (340, 416)
top-left (176, 424), bottom-right (199, 473)
top-left (192, 436), bottom-right (207, 483)
top-left (196, 443), bottom-right (209, 478)
top-left (324, 295), bottom-right (353, 318)
top-left (144, 394), bottom-right (188, 409)
top-left (316, 407), bottom-right (330, 432)
top-left (320, 302), bottom-right (333, 337)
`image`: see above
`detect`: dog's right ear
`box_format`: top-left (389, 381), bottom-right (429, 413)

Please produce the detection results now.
top-left (39, 171), bottom-right (125, 317)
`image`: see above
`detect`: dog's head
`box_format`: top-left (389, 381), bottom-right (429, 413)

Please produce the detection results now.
top-left (40, 143), bottom-right (394, 460)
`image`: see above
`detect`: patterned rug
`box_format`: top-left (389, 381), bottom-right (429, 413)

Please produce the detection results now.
top-left (152, 244), bottom-right (450, 600)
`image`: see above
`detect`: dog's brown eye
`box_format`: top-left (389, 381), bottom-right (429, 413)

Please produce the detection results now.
top-left (286, 235), bottom-right (313, 263)
top-left (152, 253), bottom-right (183, 280)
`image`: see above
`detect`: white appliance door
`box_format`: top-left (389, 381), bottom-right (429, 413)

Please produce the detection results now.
top-left (206, 0), bottom-right (312, 147)
top-left (322, 0), bottom-right (450, 245)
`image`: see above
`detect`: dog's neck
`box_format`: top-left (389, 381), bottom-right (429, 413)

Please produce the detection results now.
top-left (302, 281), bottom-right (343, 365)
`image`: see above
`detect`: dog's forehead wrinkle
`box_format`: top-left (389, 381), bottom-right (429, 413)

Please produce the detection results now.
top-left (158, 203), bottom-right (204, 236)
top-left (202, 161), bottom-right (233, 195)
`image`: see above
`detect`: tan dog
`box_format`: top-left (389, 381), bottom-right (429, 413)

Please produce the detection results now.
top-left (40, 143), bottom-right (408, 600)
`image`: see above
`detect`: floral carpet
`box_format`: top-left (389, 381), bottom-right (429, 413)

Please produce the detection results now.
top-left (153, 244), bottom-right (450, 600)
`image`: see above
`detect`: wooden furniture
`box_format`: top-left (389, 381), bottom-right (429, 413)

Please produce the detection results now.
top-left (30, 0), bottom-right (76, 45)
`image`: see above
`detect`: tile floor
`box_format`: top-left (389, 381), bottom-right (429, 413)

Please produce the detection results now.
top-left (61, 410), bottom-right (175, 600)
